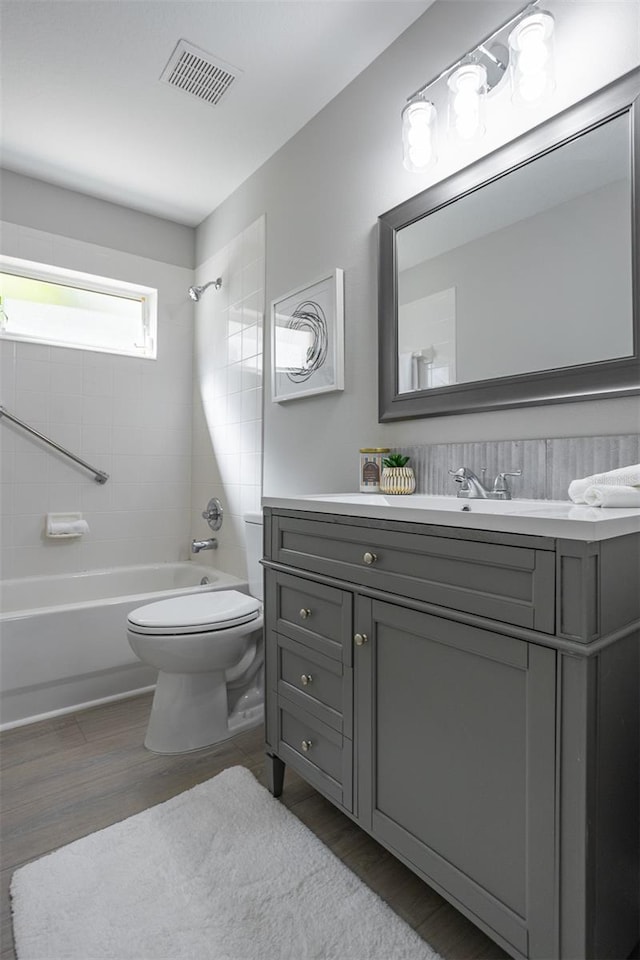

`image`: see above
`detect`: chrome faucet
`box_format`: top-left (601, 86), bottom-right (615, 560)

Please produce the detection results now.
top-left (449, 467), bottom-right (522, 500)
top-left (191, 537), bottom-right (218, 553)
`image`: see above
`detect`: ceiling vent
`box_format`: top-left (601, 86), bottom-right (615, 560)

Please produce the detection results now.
top-left (160, 40), bottom-right (241, 107)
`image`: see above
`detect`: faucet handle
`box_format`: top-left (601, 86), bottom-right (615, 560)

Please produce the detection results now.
top-left (493, 470), bottom-right (522, 492)
top-left (202, 497), bottom-right (223, 532)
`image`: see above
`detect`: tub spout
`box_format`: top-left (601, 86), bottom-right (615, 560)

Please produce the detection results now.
top-left (191, 538), bottom-right (218, 553)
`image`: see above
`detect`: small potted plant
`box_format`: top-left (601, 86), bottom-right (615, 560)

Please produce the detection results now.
top-left (380, 453), bottom-right (416, 495)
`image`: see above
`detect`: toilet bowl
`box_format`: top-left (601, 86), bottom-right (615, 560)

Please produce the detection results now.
top-left (127, 513), bottom-right (264, 754)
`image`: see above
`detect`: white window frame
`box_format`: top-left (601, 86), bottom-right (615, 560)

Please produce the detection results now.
top-left (0, 255), bottom-right (158, 359)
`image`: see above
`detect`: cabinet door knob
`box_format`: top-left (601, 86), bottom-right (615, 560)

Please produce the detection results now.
top-left (354, 632), bottom-right (368, 646)
top-left (299, 607), bottom-right (312, 620)
top-left (301, 739), bottom-right (312, 752)
top-left (300, 673), bottom-right (313, 686)
top-left (363, 551), bottom-right (377, 565)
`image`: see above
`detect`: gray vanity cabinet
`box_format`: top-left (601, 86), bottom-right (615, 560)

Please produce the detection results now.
top-left (265, 569), bottom-right (354, 810)
top-left (355, 598), bottom-right (556, 959)
top-left (263, 507), bottom-right (640, 960)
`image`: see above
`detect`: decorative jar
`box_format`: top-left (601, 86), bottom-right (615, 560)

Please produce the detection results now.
top-left (359, 448), bottom-right (390, 493)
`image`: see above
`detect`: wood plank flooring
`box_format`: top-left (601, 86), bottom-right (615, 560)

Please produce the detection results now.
top-left (1, 693), bottom-right (509, 960)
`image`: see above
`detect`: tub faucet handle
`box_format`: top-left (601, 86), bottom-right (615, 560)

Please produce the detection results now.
top-left (202, 498), bottom-right (223, 532)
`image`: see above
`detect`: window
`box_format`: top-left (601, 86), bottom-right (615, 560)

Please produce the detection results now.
top-left (0, 256), bottom-right (157, 359)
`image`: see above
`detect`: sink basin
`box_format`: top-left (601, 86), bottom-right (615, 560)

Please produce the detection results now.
top-left (263, 492), bottom-right (640, 541)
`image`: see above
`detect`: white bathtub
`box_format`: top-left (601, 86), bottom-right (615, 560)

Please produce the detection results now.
top-left (0, 563), bottom-right (247, 729)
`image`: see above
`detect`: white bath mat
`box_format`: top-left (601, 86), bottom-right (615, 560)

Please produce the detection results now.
top-left (11, 765), bottom-right (441, 960)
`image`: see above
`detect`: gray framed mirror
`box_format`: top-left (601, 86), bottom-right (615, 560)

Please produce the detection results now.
top-left (378, 69), bottom-right (640, 421)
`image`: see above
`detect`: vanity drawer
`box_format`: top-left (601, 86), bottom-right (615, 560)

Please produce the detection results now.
top-left (272, 515), bottom-right (555, 633)
top-left (269, 569), bottom-right (352, 662)
top-left (276, 633), bottom-right (352, 735)
top-left (276, 695), bottom-right (352, 811)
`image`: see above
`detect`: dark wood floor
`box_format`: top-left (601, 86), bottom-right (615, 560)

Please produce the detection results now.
top-left (0, 692), bottom-right (509, 960)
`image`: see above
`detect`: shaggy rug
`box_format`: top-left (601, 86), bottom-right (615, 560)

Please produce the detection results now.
top-left (11, 765), bottom-right (440, 960)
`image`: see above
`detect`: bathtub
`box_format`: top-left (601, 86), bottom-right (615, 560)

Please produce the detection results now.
top-left (0, 563), bottom-right (247, 729)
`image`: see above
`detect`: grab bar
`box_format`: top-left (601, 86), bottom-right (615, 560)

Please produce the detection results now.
top-left (0, 405), bottom-right (109, 484)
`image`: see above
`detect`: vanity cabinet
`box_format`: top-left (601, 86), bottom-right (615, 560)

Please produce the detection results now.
top-left (262, 508), bottom-right (640, 960)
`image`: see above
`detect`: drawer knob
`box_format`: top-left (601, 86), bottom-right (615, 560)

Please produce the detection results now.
top-left (300, 673), bottom-right (313, 686)
top-left (299, 607), bottom-right (312, 620)
top-left (301, 739), bottom-right (313, 752)
top-left (354, 632), bottom-right (368, 646)
top-left (363, 551), bottom-right (377, 565)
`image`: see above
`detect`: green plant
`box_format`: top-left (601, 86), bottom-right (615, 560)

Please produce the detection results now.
top-left (383, 453), bottom-right (410, 468)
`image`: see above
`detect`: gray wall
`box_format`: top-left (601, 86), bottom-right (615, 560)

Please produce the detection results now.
top-left (1, 170), bottom-right (195, 268)
top-left (196, 0), bottom-right (640, 498)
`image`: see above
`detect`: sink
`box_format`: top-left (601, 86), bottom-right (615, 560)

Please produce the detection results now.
top-left (263, 492), bottom-right (640, 541)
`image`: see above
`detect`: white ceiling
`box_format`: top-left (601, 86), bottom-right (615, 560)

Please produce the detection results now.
top-left (0, 1), bottom-right (433, 227)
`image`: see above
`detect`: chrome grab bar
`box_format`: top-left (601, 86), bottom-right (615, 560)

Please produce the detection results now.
top-left (0, 405), bottom-right (109, 484)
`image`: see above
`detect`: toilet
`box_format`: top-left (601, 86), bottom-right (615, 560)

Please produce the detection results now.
top-left (127, 512), bottom-right (264, 754)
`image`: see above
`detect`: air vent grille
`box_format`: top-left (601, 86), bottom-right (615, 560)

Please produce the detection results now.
top-left (160, 40), bottom-right (241, 107)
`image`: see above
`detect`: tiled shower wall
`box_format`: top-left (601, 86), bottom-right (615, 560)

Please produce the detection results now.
top-left (398, 434), bottom-right (640, 501)
top-left (191, 216), bottom-right (265, 579)
top-left (0, 221), bottom-right (194, 580)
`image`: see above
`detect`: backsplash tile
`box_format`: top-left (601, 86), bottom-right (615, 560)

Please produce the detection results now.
top-left (397, 434), bottom-right (639, 502)
top-left (546, 434), bottom-right (640, 501)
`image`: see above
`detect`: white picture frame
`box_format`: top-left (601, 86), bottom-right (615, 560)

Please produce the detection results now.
top-left (271, 268), bottom-right (344, 403)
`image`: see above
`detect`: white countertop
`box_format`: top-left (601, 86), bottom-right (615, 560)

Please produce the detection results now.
top-left (262, 493), bottom-right (640, 541)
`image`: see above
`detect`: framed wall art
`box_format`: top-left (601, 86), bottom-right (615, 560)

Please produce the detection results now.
top-left (271, 268), bottom-right (344, 402)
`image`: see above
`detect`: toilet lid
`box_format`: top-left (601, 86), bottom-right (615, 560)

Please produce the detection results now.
top-left (127, 590), bottom-right (261, 635)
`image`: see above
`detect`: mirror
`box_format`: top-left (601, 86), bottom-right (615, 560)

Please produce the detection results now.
top-left (378, 70), bottom-right (640, 421)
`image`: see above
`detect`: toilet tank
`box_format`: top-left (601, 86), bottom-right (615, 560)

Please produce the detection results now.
top-left (243, 512), bottom-right (264, 601)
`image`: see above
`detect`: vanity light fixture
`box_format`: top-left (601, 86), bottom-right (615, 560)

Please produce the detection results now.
top-left (447, 62), bottom-right (487, 143)
top-left (401, 0), bottom-right (555, 171)
top-left (401, 95), bottom-right (437, 171)
top-left (508, 10), bottom-right (555, 104)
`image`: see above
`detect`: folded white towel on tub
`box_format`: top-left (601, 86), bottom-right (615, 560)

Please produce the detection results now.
top-left (582, 484), bottom-right (640, 508)
top-left (568, 463), bottom-right (640, 504)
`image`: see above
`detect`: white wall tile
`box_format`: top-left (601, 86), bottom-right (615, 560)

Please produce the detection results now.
top-left (16, 358), bottom-right (51, 394)
top-left (81, 395), bottom-right (114, 426)
top-left (16, 341), bottom-right (51, 363)
top-left (1, 224), bottom-right (195, 577)
top-left (242, 258), bottom-right (264, 299)
top-left (226, 331), bottom-right (243, 365)
top-left (191, 215), bottom-right (265, 580)
top-left (82, 361), bottom-right (114, 398)
top-left (49, 394), bottom-right (83, 424)
top-left (241, 323), bottom-right (258, 360)
top-left (121, 216), bottom-right (261, 583)
top-left (47, 482), bottom-right (85, 512)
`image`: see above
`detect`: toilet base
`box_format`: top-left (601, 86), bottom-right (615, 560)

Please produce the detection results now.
top-left (144, 669), bottom-right (230, 754)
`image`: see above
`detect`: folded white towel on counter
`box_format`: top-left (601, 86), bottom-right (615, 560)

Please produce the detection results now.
top-left (568, 463), bottom-right (640, 504)
top-left (581, 485), bottom-right (640, 508)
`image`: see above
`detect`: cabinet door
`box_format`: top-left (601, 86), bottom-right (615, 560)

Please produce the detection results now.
top-left (355, 598), bottom-right (556, 959)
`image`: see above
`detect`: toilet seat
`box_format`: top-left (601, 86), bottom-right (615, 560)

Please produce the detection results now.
top-left (127, 590), bottom-right (261, 637)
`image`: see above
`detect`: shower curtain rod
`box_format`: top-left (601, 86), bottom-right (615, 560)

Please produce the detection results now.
top-left (0, 405), bottom-right (109, 484)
